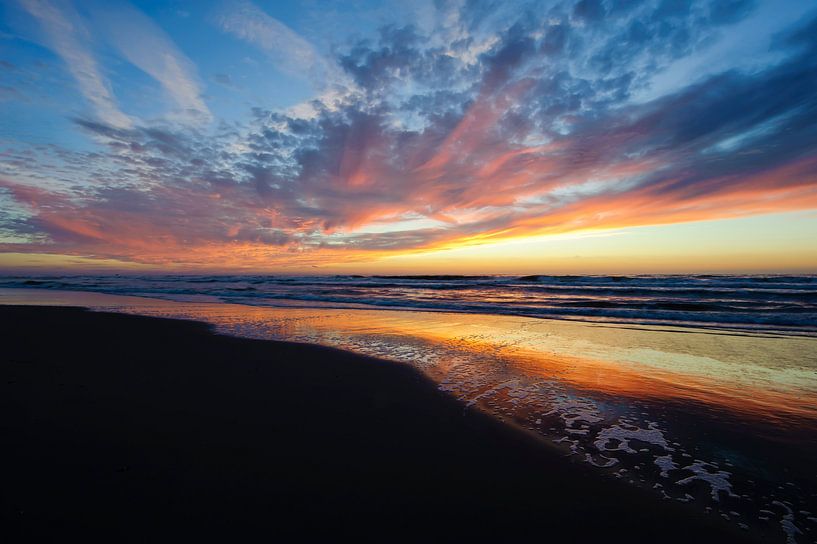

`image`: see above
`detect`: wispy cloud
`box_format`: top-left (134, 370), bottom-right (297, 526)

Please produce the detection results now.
top-left (18, 0), bottom-right (132, 128)
top-left (89, 1), bottom-right (211, 124)
top-left (215, 0), bottom-right (347, 90)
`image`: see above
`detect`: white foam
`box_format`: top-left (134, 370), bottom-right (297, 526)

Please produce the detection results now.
top-left (772, 501), bottom-right (803, 544)
top-left (593, 422), bottom-right (670, 454)
top-left (655, 454), bottom-right (678, 477)
top-left (585, 453), bottom-right (618, 468)
top-left (544, 396), bottom-right (603, 429)
top-left (676, 461), bottom-right (737, 502)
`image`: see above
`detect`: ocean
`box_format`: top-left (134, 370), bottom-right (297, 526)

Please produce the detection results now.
top-left (2, 280), bottom-right (817, 542)
top-left (3, 273), bottom-right (816, 335)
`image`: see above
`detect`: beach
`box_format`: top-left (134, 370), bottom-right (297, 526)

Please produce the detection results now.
top-left (1, 303), bottom-right (755, 542)
top-left (2, 284), bottom-right (816, 543)
top-left (4, 0), bottom-right (817, 540)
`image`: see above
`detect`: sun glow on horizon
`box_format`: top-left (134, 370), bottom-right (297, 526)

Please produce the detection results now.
top-left (2, 210), bottom-right (815, 275)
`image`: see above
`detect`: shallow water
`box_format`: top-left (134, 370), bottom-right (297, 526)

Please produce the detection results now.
top-left (2, 288), bottom-right (816, 543)
top-left (2, 273), bottom-right (816, 334)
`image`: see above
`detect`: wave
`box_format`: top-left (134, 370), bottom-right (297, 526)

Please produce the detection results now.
top-left (2, 274), bottom-right (816, 334)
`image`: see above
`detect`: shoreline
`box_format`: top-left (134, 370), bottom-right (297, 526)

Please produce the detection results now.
top-left (2, 282), bottom-right (815, 338)
top-left (0, 305), bottom-right (754, 542)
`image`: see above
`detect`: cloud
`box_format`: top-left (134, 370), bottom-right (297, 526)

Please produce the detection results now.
top-left (215, 0), bottom-right (346, 89)
top-left (18, 0), bottom-right (132, 128)
top-left (2, 0), bottom-right (817, 270)
top-left (88, 1), bottom-right (211, 123)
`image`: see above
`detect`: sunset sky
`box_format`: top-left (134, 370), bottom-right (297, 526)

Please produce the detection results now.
top-left (1, 0), bottom-right (816, 274)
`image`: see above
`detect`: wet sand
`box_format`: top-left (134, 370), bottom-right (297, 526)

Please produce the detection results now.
top-left (0, 305), bottom-right (752, 542)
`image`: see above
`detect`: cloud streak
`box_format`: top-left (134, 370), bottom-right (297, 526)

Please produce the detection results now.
top-left (17, 0), bottom-right (210, 126)
top-left (18, 0), bottom-right (132, 128)
top-left (215, 0), bottom-right (347, 90)
top-left (89, 1), bottom-right (211, 123)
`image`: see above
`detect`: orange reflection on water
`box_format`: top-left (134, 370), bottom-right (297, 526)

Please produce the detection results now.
top-left (2, 288), bottom-right (816, 426)
top-left (322, 310), bottom-right (817, 423)
top-left (143, 299), bottom-right (817, 426)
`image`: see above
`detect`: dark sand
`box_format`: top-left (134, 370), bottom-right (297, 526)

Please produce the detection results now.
top-left (0, 306), bottom-right (754, 542)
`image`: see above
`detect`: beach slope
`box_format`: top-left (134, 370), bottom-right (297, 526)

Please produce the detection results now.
top-left (0, 306), bottom-right (751, 542)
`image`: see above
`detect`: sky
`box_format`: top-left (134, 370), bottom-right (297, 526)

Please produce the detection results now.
top-left (0, 0), bottom-right (816, 274)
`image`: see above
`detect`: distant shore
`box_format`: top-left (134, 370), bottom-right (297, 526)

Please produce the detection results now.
top-left (0, 305), bottom-right (752, 542)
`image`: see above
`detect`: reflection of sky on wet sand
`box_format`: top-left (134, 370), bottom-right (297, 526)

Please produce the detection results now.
top-left (10, 288), bottom-right (811, 421)
top-left (3, 288), bottom-right (817, 542)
